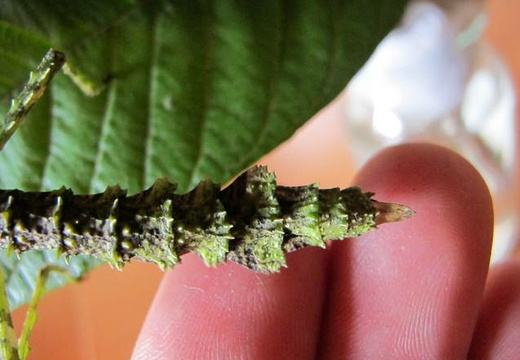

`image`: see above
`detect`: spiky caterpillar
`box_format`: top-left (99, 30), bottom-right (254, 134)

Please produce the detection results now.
top-left (1, 50), bottom-right (413, 273)
top-left (0, 166), bottom-right (413, 273)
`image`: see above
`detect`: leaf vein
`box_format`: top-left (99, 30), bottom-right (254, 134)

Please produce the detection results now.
top-left (310, 0), bottom-right (340, 110)
top-left (143, 13), bottom-right (160, 189)
top-left (238, 1), bottom-right (287, 166)
top-left (89, 33), bottom-right (118, 192)
top-left (187, 6), bottom-right (216, 189)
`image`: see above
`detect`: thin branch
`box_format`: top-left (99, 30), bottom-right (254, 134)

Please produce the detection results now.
top-left (0, 49), bottom-right (65, 150)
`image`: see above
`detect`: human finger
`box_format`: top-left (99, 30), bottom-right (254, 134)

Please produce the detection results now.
top-left (468, 258), bottom-right (520, 359)
top-left (318, 143), bottom-right (494, 359)
top-left (132, 245), bottom-right (329, 359)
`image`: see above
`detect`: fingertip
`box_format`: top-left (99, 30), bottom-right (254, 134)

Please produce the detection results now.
top-left (357, 143), bottom-right (493, 230)
top-left (320, 143), bottom-right (494, 359)
top-left (354, 143), bottom-right (493, 271)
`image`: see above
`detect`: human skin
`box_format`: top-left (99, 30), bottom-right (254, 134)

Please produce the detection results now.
top-left (132, 143), bottom-right (520, 359)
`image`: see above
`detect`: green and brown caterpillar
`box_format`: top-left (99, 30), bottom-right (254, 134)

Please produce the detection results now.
top-left (1, 50), bottom-right (414, 273)
top-left (0, 166), bottom-right (414, 273)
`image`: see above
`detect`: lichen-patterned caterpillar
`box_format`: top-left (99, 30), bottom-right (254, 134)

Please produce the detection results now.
top-left (0, 166), bottom-right (414, 273)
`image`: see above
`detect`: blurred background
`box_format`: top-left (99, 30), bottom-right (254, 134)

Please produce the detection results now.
top-left (12, 0), bottom-right (520, 358)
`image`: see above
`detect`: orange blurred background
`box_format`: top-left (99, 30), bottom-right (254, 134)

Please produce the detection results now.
top-left (11, 0), bottom-right (519, 358)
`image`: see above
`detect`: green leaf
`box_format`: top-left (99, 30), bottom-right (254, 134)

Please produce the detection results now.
top-left (0, 0), bottom-right (407, 308)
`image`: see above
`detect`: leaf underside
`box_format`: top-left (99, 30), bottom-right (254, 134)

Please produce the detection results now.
top-left (0, 0), bottom-right (406, 308)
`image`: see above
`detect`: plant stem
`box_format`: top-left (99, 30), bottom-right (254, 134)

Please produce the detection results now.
top-left (0, 268), bottom-right (19, 360)
top-left (17, 266), bottom-right (78, 360)
top-left (0, 49), bottom-right (65, 150)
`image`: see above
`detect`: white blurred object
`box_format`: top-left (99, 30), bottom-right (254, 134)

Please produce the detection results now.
top-left (344, 0), bottom-right (517, 263)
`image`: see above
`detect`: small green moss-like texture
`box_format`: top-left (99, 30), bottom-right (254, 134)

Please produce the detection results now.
top-left (0, 166), bottom-right (378, 273)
